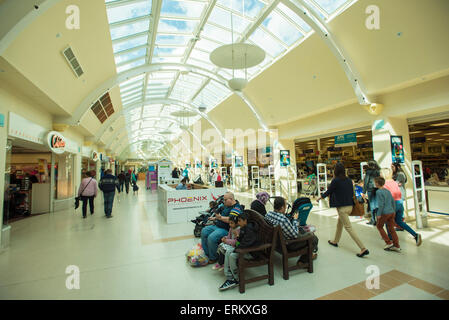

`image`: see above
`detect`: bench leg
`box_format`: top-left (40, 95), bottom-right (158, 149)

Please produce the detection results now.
top-left (268, 260), bottom-right (274, 285)
top-left (282, 255), bottom-right (289, 280)
top-left (239, 265), bottom-right (245, 294)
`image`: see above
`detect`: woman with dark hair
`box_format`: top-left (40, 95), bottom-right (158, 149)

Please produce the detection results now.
top-left (317, 162), bottom-right (369, 258)
top-left (364, 160), bottom-right (381, 225)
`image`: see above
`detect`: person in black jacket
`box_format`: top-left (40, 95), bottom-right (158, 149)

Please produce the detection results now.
top-left (99, 169), bottom-right (120, 218)
top-left (219, 211), bottom-right (262, 291)
top-left (317, 162), bottom-right (369, 258)
top-left (364, 160), bottom-right (381, 225)
top-left (250, 191), bottom-right (269, 216)
top-left (124, 171), bottom-right (131, 194)
top-left (117, 171), bottom-right (126, 192)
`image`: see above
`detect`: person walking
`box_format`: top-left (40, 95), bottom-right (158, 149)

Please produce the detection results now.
top-left (99, 169), bottom-right (120, 218)
top-left (118, 171), bottom-right (126, 193)
top-left (124, 171), bottom-right (131, 194)
top-left (77, 171), bottom-right (98, 219)
top-left (364, 160), bottom-right (381, 225)
top-left (317, 162), bottom-right (369, 258)
top-left (383, 167), bottom-right (422, 246)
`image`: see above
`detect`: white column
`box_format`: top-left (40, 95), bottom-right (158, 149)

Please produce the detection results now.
top-left (372, 116), bottom-right (416, 221)
top-left (0, 108), bottom-right (7, 247)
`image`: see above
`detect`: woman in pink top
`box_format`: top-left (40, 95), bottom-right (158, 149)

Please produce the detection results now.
top-left (78, 171), bottom-right (98, 219)
top-left (381, 168), bottom-right (422, 246)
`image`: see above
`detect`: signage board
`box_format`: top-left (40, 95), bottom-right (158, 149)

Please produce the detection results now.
top-left (210, 159), bottom-right (218, 168)
top-left (0, 113), bottom-right (4, 127)
top-left (47, 131), bottom-right (66, 154)
top-left (391, 135), bottom-right (405, 163)
top-left (235, 156), bottom-right (243, 168)
top-left (335, 133), bottom-right (357, 147)
top-left (280, 150), bottom-right (290, 167)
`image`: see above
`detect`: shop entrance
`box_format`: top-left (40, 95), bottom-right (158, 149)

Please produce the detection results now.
top-left (295, 130), bottom-right (374, 195)
top-left (3, 139), bottom-right (51, 223)
top-left (408, 117), bottom-right (449, 215)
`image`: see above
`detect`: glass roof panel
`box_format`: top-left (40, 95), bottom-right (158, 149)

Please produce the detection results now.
top-left (217, 0), bottom-right (266, 19)
top-left (152, 56), bottom-right (184, 63)
top-left (194, 38), bottom-right (222, 52)
top-left (262, 10), bottom-right (303, 46)
top-left (158, 19), bottom-right (199, 34)
top-left (160, 0), bottom-right (206, 19)
top-left (155, 34), bottom-right (192, 45)
top-left (117, 58), bottom-right (146, 73)
top-left (113, 34), bottom-right (148, 53)
top-left (114, 47), bottom-right (147, 65)
top-left (312, 0), bottom-right (351, 15)
top-left (202, 24), bottom-right (233, 43)
top-left (276, 3), bottom-right (313, 33)
top-left (106, 1), bottom-right (152, 24)
top-left (248, 28), bottom-right (285, 57)
top-left (120, 74), bottom-right (145, 88)
top-left (110, 18), bottom-right (150, 40)
top-left (153, 46), bottom-right (186, 57)
top-left (208, 6), bottom-right (251, 34)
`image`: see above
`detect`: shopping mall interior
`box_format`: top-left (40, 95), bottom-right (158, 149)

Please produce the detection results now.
top-left (0, 0), bottom-right (448, 301)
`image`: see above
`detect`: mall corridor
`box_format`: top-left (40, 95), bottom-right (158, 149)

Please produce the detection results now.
top-left (0, 182), bottom-right (448, 300)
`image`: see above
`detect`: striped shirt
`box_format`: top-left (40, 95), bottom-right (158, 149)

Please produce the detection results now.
top-left (264, 211), bottom-right (299, 240)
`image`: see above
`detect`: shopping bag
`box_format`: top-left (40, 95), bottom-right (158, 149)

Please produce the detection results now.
top-left (186, 243), bottom-right (209, 267)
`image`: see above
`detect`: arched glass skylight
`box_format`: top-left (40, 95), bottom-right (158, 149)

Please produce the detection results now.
top-left (105, 0), bottom-right (358, 149)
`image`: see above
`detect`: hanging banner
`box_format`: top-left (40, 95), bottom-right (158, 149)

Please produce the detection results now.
top-left (335, 133), bottom-right (357, 147)
top-left (196, 161), bottom-right (202, 168)
top-left (0, 113), bottom-right (4, 127)
top-left (92, 151), bottom-right (99, 162)
top-left (47, 131), bottom-right (66, 154)
top-left (391, 135), bottom-right (405, 163)
top-left (210, 159), bottom-right (218, 168)
top-left (280, 150), bottom-right (290, 167)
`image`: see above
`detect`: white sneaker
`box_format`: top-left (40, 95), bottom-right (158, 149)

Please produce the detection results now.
top-left (384, 243), bottom-right (394, 250)
top-left (389, 246), bottom-right (401, 252)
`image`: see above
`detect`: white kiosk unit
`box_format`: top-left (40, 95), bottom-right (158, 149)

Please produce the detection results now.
top-left (158, 184), bottom-right (227, 224)
top-left (158, 159), bottom-right (179, 185)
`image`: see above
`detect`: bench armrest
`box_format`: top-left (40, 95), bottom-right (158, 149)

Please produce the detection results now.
top-left (284, 233), bottom-right (314, 246)
top-left (235, 243), bottom-right (272, 254)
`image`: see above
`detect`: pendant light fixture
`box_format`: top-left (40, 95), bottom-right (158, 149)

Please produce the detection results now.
top-left (210, 1), bottom-right (265, 91)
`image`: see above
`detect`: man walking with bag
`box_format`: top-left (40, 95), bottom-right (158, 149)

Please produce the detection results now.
top-left (99, 169), bottom-right (120, 218)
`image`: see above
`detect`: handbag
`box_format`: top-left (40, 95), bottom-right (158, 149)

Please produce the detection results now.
top-left (350, 192), bottom-right (365, 216)
top-left (75, 178), bottom-right (93, 209)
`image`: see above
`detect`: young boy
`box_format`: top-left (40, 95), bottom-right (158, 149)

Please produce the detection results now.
top-left (374, 176), bottom-right (400, 252)
top-left (219, 210), bottom-right (261, 291)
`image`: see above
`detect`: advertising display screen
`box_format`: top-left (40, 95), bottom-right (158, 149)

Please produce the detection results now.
top-left (211, 159), bottom-right (218, 168)
top-left (235, 156), bottom-right (243, 168)
top-left (280, 150), bottom-right (290, 167)
top-left (391, 135), bottom-right (405, 163)
top-left (196, 161), bottom-right (202, 168)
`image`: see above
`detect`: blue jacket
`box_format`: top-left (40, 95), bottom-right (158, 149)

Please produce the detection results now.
top-left (99, 174), bottom-right (120, 193)
top-left (215, 202), bottom-right (242, 231)
top-left (376, 188), bottom-right (396, 216)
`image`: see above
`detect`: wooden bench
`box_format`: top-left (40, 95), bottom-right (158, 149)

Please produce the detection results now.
top-left (235, 209), bottom-right (280, 293)
top-left (276, 230), bottom-right (315, 280)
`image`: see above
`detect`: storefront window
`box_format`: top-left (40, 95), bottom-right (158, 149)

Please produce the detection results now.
top-left (55, 153), bottom-right (75, 199)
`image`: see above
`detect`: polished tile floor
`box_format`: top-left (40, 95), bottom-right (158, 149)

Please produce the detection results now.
top-left (0, 182), bottom-right (448, 300)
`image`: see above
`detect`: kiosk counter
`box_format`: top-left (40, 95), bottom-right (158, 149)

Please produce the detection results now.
top-left (158, 183), bottom-right (228, 224)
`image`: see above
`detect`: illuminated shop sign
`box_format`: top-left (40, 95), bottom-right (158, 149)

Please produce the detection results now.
top-left (47, 131), bottom-right (66, 154)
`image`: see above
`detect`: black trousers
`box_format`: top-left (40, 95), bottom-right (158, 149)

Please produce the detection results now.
top-left (81, 196), bottom-right (95, 217)
top-left (125, 182), bottom-right (130, 194)
top-left (286, 234), bottom-right (319, 263)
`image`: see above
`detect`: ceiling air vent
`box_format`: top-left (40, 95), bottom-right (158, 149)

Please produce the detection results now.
top-left (62, 46), bottom-right (84, 77)
top-left (91, 92), bottom-right (115, 124)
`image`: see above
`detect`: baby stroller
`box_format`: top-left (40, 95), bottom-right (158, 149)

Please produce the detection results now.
top-left (302, 176), bottom-right (317, 197)
top-left (268, 196), bottom-right (314, 231)
top-left (193, 175), bottom-right (204, 185)
top-left (192, 195), bottom-right (224, 237)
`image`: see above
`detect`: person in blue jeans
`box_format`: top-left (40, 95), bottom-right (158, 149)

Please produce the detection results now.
top-left (364, 160), bottom-right (380, 225)
top-left (99, 169), bottom-right (120, 218)
top-left (201, 192), bottom-right (243, 264)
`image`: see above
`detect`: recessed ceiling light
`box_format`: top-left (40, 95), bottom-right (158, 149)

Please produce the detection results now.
top-left (430, 122), bottom-right (449, 127)
top-left (424, 132), bottom-right (439, 135)
top-left (409, 131), bottom-right (422, 134)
